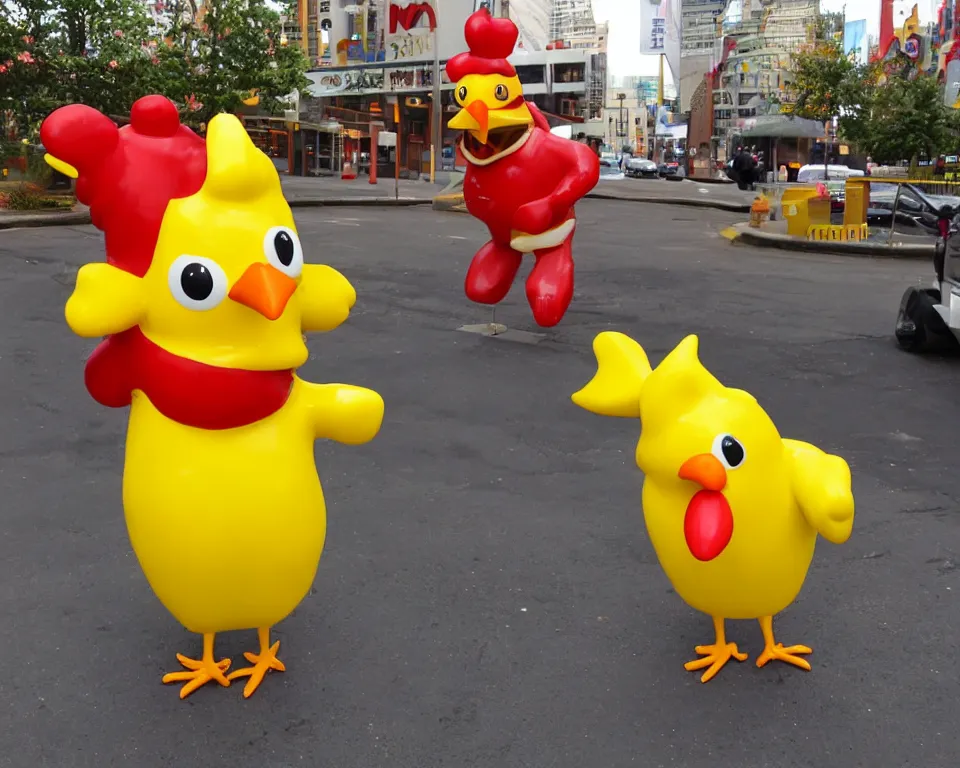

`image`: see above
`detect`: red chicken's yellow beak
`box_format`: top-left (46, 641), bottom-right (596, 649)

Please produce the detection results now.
top-left (229, 262), bottom-right (297, 321)
top-left (449, 100), bottom-right (490, 146)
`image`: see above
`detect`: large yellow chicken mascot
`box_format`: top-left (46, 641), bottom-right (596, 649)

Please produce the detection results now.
top-left (41, 95), bottom-right (385, 699)
top-left (573, 332), bottom-right (855, 683)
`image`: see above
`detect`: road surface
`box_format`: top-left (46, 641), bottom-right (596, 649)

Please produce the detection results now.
top-left (0, 201), bottom-right (956, 768)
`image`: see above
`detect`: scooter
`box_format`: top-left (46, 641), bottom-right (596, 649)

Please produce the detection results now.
top-left (894, 203), bottom-right (960, 353)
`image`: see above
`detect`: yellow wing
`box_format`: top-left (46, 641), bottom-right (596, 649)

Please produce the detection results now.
top-left (299, 264), bottom-right (357, 332)
top-left (571, 331), bottom-right (651, 418)
top-left (783, 438), bottom-right (855, 544)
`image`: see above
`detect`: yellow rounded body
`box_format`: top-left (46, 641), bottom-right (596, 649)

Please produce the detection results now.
top-left (123, 381), bottom-right (324, 635)
top-left (642, 480), bottom-right (817, 620)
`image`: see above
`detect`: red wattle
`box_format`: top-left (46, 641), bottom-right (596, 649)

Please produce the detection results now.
top-left (683, 490), bottom-right (734, 562)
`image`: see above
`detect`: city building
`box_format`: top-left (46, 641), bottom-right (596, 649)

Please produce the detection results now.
top-left (274, 0), bottom-right (605, 178)
top-left (687, 0), bottom-right (818, 162)
top-left (507, 0), bottom-right (553, 49)
top-left (549, 0), bottom-right (600, 47)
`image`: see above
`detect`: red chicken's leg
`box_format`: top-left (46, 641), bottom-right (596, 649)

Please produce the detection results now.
top-left (684, 616), bottom-right (749, 683)
top-left (227, 626), bottom-right (286, 698)
top-left (755, 615), bottom-right (812, 671)
top-left (465, 240), bottom-right (523, 305)
top-left (162, 632), bottom-right (232, 699)
top-left (526, 234), bottom-right (575, 328)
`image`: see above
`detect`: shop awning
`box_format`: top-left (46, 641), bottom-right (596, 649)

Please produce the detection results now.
top-left (738, 115), bottom-right (825, 139)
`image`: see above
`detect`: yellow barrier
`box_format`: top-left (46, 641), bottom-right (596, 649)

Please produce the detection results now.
top-left (781, 187), bottom-right (832, 237)
top-left (806, 223), bottom-right (868, 242)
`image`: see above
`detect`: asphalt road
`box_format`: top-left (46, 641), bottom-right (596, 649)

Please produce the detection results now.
top-left (0, 201), bottom-right (957, 768)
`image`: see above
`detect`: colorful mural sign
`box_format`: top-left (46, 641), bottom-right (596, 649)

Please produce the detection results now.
top-left (385, 0), bottom-right (437, 61)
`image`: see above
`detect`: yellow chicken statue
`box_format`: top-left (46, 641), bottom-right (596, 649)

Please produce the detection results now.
top-left (41, 95), bottom-right (385, 699)
top-left (572, 332), bottom-right (854, 683)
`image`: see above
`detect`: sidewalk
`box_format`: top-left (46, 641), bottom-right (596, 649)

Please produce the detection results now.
top-left (434, 176), bottom-right (755, 214)
top-left (0, 174), bottom-right (754, 230)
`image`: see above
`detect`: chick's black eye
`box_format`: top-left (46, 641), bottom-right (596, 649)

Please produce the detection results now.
top-left (274, 231), bottom-right (295, 267)
top-left (495, 84), bottom-right (509, 100)
top-left (714, 434), bottom-right (745, 469)
top-left (180, 263), bottom-right (213, 301)
top-left (458, 85), bottom-right (467, 101)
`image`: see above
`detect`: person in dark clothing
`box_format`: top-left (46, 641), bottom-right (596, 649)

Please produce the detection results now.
top-left (934, 155), bottom-right (946, 178)
top-left (732, 147), bottom-right (756, 190)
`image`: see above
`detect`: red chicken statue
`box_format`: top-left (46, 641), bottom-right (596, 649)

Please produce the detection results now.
top-left (446, 8), bottom-right (600, 328)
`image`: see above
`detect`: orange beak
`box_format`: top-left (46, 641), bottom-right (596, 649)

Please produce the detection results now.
top-left (229, 262), bottom-right (297, 321)
top-left (678, 453), bottom-right (727, 491)
top-left (465, 100), bottom-right (489, 145)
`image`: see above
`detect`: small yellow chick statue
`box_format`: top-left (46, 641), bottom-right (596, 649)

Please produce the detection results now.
top-left (572, 332), bottom-right (854, 683)
top-left (42, 95), bottom-right (384, 699)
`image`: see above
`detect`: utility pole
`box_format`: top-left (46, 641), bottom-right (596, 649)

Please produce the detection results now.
top-left (430, 2), bottom-right (441, 183)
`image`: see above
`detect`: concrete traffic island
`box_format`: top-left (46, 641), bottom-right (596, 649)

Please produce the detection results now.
top-left (722, 219), bottom-right (935, 259)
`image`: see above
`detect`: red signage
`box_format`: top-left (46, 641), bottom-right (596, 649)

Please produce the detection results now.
top-left (389, 1), bottom-right (437, 34)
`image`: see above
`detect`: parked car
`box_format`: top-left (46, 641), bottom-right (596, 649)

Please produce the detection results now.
top-left (599, 158), bottom-right (625, 180)
top-left (796, 164), bottom-right (865, 182)
top-left (625, 157), bottom-right (658, 179)
top-left (658, 161), bottom-right (683, 178)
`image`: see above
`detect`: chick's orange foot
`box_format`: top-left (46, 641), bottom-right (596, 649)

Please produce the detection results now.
top-left (755, 615), bottom-right (813, 672)
top-left (161, 633), bottom-right (232, 699)
top-left (684, 617), bottom-right (749, 683)
top-left (227, 627), bottom-right (286, 699)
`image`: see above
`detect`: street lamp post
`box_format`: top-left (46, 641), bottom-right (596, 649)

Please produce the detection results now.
top-left (430, 4), bottom-right (441, 184)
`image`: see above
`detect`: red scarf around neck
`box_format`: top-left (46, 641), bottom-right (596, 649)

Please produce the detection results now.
top-left (84, 327), bottom-right (294, 430)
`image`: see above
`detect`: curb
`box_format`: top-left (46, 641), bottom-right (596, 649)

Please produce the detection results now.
top-left (585, 191), bottom-right (750, 212)
top-left (287, 197), bottom-right (432, 208)
top-left (0, 210), bottom-right (91, 230)
top-left (433, 191), bottom-right (751, 214)
top-left (0, 196), bottom-right (434, 230)
top-left (728, 223), bottom-right (933, 259)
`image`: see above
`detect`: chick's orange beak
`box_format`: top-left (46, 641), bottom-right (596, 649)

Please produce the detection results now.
top-left (678, 454), bottom-right (727, 491)
top-left (229, 262), bottom-right (297, 321)
top-left (679, 454), bottom-right (732, 562)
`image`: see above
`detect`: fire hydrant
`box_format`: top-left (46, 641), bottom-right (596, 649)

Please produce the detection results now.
top-left (749, 194), bottom-right (771, 228)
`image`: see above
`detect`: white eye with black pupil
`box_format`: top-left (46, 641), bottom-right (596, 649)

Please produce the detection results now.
top-left (495, 84), bottom-right (509, 101)
top-left (167, 255), bottom-right (228, 311)
top-left (263, 225), bottom-right (303, 278)
top-left (711, 433), bottom-right (746, 470)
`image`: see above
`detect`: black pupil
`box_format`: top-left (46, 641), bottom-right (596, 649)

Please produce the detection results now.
top-left (496, 86), bottom-right (506, 98)
top-left (180, 263), bottom-right (213, 301)
top-left (274, 231), bottom-right (295, 267)
top-left (721, 436), bottom-right (745, 467)
top-left (458, 87), bottom-right (466, 100)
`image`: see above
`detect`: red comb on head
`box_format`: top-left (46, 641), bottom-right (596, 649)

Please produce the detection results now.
top-left (445, 8), bottom-right (519, 82)
top-left (40, 95), bottom-right (207, 278)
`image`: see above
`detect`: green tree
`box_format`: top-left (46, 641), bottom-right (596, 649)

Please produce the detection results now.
top-left (0, 0), bottom-right (155, 137)
top-left (152, 0), bottom-right (310, 127)
top-left (1, 0), bottom-right (309, 137)
top-left (859, 74), bottom-right (952, 162)
top-left (790, 39), bottom-right (854, 123)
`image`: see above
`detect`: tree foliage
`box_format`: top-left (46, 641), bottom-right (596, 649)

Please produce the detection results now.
top-left (789, 37), bottom-right (958, 162)
top-left (791, 40), bottom-right (854, 123)
top-left (0, 0), bottom-right (309, 138)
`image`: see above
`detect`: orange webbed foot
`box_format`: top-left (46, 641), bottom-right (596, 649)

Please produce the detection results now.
top-left (227, 627), bottom-right (285, 698)
top-left (756, 616), bottom-right (813, 672)
top-left (161, 633), bottom-right (231, 699)
top-left (684, 616), bottom-right (749, 683)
